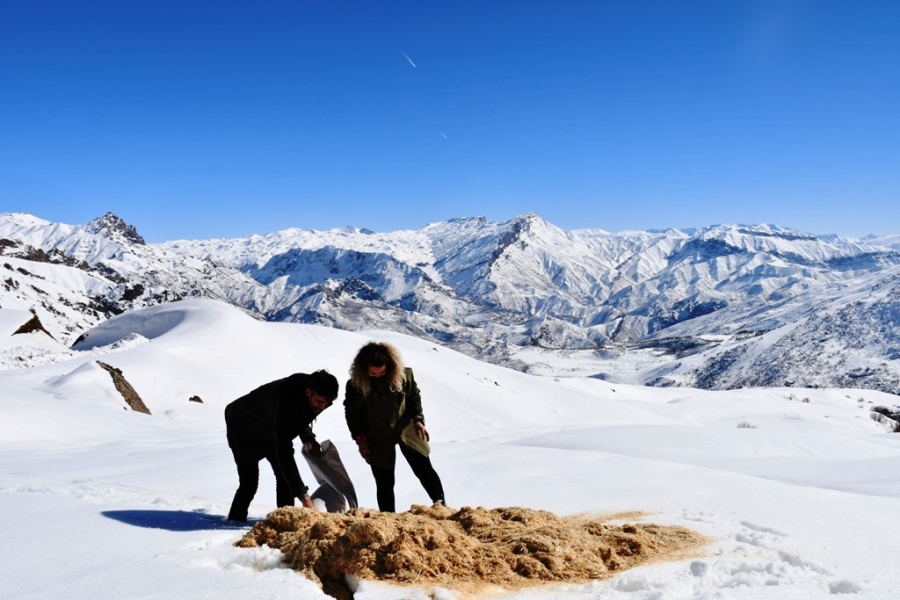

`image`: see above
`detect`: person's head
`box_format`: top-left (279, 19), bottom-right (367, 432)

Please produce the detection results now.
top-left (350, 342), bottom-right (405, 395)
top-left (305, 369), bottom-right (339, 412)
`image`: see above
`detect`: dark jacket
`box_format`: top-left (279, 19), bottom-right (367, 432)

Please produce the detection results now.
top-left (344, 367), bottom-right (429, 469)
top-left (225, 373), bottom-right (320, 499)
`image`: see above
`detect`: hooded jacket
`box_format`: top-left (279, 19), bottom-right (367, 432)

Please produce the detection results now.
top-left (344, 367), bottom-right (430, 469)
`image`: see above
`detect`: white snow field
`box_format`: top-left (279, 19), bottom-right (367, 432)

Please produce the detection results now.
top-left (1, 299), bottom-right (898, 599)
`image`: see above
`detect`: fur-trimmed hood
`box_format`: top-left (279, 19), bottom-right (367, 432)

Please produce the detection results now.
top-left (349, 342), bottom-right (406, 396)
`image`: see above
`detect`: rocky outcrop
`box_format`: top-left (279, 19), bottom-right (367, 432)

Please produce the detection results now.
top-left (13, 312), bottom-right (55, 340)
top-left (870, 406), bottom-right (900, 433)
top-left (86, 212), bottom-right (146, 245)
top-left (96, 361), bottom-right (151, 414)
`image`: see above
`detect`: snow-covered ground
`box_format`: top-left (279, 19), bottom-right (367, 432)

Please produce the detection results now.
top-left (1, 299), bottom-right (898, 599)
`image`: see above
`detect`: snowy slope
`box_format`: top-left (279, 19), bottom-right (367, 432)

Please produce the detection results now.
top-left (1, 299), bottom-right (899, 599)
top-left (0, 256), bottom-right (115, 343)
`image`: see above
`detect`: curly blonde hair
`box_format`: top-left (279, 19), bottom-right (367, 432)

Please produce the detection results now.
top-left (349, 342), bottom-right (406, 396)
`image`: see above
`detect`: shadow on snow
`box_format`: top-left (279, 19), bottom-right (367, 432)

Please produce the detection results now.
top-left (101, 509), bottom-right (255, 532)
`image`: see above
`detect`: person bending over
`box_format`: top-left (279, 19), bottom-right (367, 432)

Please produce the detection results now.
top-left (225, 369), bottom-right (338, 522)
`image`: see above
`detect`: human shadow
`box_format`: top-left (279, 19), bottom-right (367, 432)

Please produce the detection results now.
top-left (101, 509), bottom-right (255, 532)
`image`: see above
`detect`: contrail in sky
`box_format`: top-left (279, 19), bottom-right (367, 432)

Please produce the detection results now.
top-left (402, 52), bottom-right (417, 68)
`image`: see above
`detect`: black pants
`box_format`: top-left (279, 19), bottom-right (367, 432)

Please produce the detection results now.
top-left (227, 443), bottom-right (294, 522)
top-left (370, 443), bottom-right (444, 512)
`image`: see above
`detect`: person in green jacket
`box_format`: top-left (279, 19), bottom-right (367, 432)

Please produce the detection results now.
top-left (344, 342), bottom-right (445, 512)
top-left (225, 369), bottom-right (339, 522)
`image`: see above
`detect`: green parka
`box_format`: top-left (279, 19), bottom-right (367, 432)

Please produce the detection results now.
top-left (344, 367), bottom-right (430, 469)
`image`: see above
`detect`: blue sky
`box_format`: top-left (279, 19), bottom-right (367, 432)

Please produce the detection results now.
top-left (2, 1), bottom-right (898, 242)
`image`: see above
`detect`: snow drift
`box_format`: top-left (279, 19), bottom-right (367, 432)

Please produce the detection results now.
top-left (2, 299), bottom-right (900, 599)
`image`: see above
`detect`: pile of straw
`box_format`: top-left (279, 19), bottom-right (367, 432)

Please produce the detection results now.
top-left (237, 504), bottom-right (707, 599)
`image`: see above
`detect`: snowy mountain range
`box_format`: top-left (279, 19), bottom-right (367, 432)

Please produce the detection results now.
top-left (2, 211), bottom-right (899, 394)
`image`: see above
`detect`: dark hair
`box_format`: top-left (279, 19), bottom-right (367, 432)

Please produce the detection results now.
top-left (307, 369), bottom-right (339, 400)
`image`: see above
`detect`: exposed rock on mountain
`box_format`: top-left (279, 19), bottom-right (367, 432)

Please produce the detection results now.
top-left (690, 269), bottom-right (900, 392)
top-left (96, 360), bottom-right (151, 414)
top-left (86, 212), bottom-right (146, 245)
top-left (13, 312), bottom-right (54, 339)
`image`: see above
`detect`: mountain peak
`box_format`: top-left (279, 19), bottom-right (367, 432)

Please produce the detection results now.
top-left (86, 213), bottom-right (146, 245)
top-left (510, 212), bottom-right (542, 226)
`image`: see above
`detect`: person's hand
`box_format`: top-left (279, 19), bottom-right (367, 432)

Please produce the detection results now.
top-left (414, 421), bottom-right (430, 442)
top-left (300, 495), bottom-right (317, 510)
top-left (305, 441), bottom-right (322, 457)
top-left (354, 434), bottom-right (370, 462)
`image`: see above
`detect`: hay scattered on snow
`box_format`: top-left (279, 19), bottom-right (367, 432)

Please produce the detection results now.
top-left (236, 504), bottom-right (708, 599)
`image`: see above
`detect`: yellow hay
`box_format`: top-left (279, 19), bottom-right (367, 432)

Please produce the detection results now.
top-left (237, 504), bottom-right (708, 599)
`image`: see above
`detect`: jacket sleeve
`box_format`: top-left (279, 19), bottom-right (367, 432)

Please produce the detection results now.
top-left (299, 424), bottom-right (316, 444)
top-left (344, 381), bottom-right (368, 439)
top-left (274, 439), bottom-right (309, 499)
top-left (404, 368), bottom-right (425, 425)
top-left (270, 385), bottom-right (311, 499)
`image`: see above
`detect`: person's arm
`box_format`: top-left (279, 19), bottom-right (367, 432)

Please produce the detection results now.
top-left (300, 425), bottom-right (322, 457)
top-left (404, 368), bottom-right (431, 441)
top-left (272, 393), bottom-right (310, 501)
top-left (299, 424), bottom-right (316, 445)
top-left (344, 383), bottom-right (371, 460)
top-left (404, 368), bottom-right (425, 425)
top-left (274, 438), bottom-right (309, 500)
top-left (344, 382), bottom-right (368, 438)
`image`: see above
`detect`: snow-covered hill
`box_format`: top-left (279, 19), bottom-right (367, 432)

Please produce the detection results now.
top-left (2, 299), bottom-right (899, 598)
top-left (2, 211), bottom-right (899, 394)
